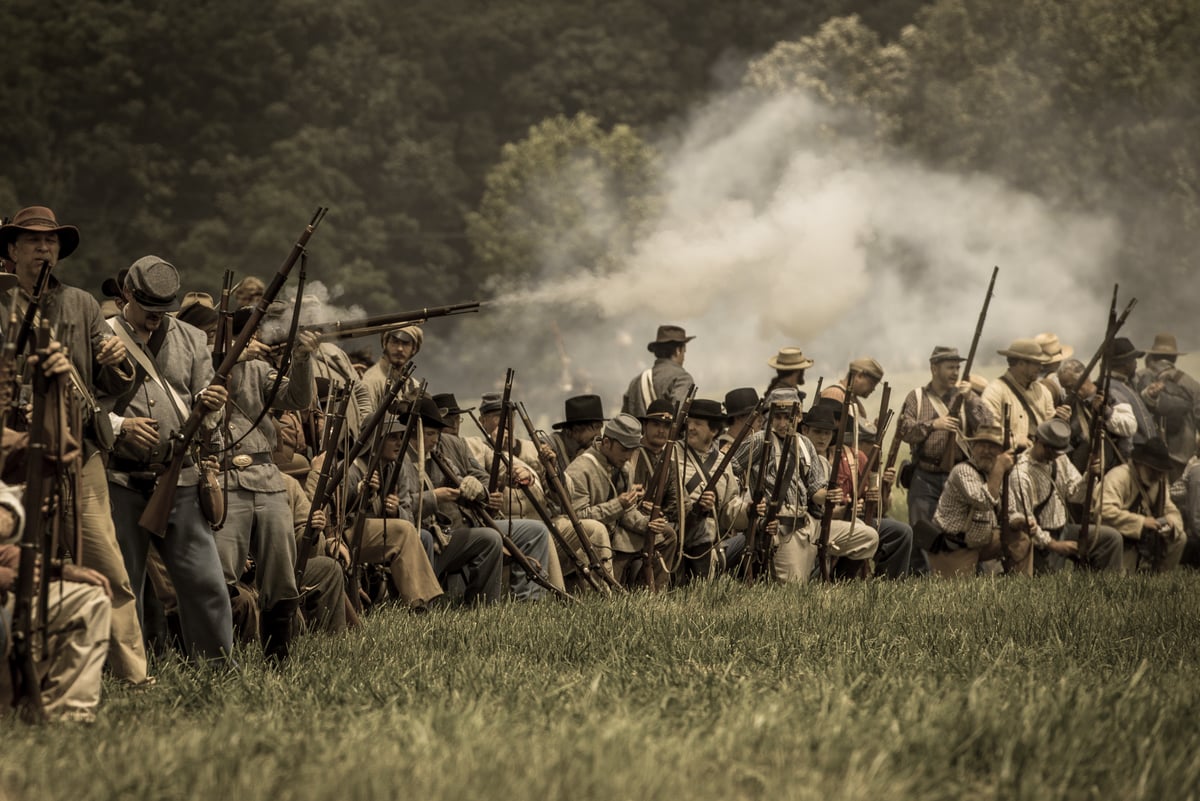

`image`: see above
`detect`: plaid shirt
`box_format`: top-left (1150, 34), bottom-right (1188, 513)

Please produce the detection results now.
top-left (933, 460), bottom-right (999, 547)
top-left (1009, 451), bottom-right (1088, 546)
top-left (898, 383), bottom-right (992, 470)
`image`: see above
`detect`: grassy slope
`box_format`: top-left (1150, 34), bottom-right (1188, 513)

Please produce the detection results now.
top-left (5, 574), bottom-right (1200, 801)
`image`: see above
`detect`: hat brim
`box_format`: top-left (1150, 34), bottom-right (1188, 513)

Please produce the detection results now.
top-left (996, 349), bottom-right (1049, 363)
top-left (637, 413), bottom-right (674, 424)
top-left (646, 336), bottom-right (695, 352)
top-left (552, 416), bottom-right (606, 430)
top-left (0, 224), bottom-right (79, 260)
top-left (767, 356), bottom-right (815, 371)
top-left (1148, 348), bottom-right (1185, 357)
top-left (930, 354), bottom-right (967, 364)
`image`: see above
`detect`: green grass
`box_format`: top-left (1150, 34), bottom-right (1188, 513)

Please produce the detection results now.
top-left (5, 573), bottom-right (1200, 801)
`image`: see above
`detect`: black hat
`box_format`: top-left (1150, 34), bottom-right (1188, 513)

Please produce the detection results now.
top-left (409, 396), bottom-right (449, 430)
top-left (177, 301), bottom-right (219, 330)
top-left (724, 387), bottom-right (759, 419)
top-left (101, 268), bottom-right (129, 300)
top-left (647, 324), bottom-right (694, 352)
top-left (433, 393), bottom-right (473, 416)
top-left (1131, 438), bottom-right (1176, 473)
top-left (688, 399), bottom-right (726, 422)
top-left (801, 403), bottom-right (839, 432)
top-left (1109, 337), bottom-right (1145, 361)
top-left (125, 256), bottom-right (181, 312)
top-left (638, 398), bottom-right (675, 424)
top-left (552, 395), bottom-right (606, 430)
top-left (845, 420), bottom-right (877, 445)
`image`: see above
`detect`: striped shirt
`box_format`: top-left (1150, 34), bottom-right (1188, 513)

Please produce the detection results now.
top-left (1008, 452), bottom-right (1088, 547)
top-left (933, 461), bottom-right (998, 547)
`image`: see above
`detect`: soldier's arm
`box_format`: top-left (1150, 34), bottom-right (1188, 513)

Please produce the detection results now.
top-left (896, 391), bottom-right (927, 444)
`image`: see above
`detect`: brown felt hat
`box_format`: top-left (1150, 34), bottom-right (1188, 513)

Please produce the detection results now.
top-left (767, 347), bottom-right (815, 371)
top-left (647, 324), bottom-right (694, 352)
top-left (0, 206), bottom-right (80, 260)
top-left (1147, 333), bottom-right (1185, 357)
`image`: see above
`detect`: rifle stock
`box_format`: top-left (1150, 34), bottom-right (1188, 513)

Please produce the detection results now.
top-left (139, 208), bottom-right (328, 535)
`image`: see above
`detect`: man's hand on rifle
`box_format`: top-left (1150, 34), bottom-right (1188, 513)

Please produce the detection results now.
top-left (293, 330), bottom-right (320, 359)
top-left (509, 463), bottom-right (533, 488)
top-left (198, 384), bottom-right (228, 411)
top-left (327, 538), bottom-right (351, 567)
top-left (696, 490), bottom-right (716, 513)
top-left (357, 470), bottom-right (381, 498)
top-left (931, 415), bottom-right (960, 432)
top-left (28, 340), bottom-right (71, 377)
top-left (1054, 404), bottom-right (1072, 421)
top-left (433, 486), bottom-right (460, 504)
top-left (240, 338), bottom-right (272, 362)
top-left (309, 508), bottom-right (327, 532)
top-left (0, 543), bottom-right (18, 592)
top-left (95, 334), bottom-right (127, 367)
top-left (486, 491), bottom-right (504, 511)
top-left (825, 487), bottom-right (845, 507)
top-left (383, 494), bottom-right (400, 516)
top-left (120, 417), bottom-right (159, 451)
top-left (992, 450), bottom-right (1015, 477)
top-left (538, 444), bottom-right (557, 466)
top-left (1047, 539), bottom-right (1078, 557)
top-left (61, 563), bottom-right (113, 600)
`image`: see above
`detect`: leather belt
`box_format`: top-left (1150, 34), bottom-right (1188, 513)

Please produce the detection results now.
top-left (220, 452), bottom-right (274, 471)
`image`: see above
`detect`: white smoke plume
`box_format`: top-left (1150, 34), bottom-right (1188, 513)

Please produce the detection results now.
top-left (258, 281), bottom-right (368, 345)
top-left (472, 90), bottom-right (1123, 416)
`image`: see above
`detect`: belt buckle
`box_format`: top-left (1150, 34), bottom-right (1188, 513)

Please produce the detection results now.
top-left (232, 454), bottom-right (253, 469)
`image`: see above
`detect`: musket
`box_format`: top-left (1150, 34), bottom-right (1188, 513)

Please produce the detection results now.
top-left (428, 448), bottom-right (572, 602)
top-left (742, 405), bottom-right (776, 583)
top-left (698, 398), bottom-right (767, 499)
top-left (1066, 288), bottom-right (1137, 406)
top-left (514, 401), bottom-right (624, 592)
top-left (468, 408), bottom-right (605, 594)
top-left (876, 423), bottom-right (905, 524)
top-left (380, 379), bottom-right (428, 503)
top-left (819, 374), bottom-right (857, 582)
top-left (940, 266), bottom-right (999, 471)
top-left (488, 369), bottom-right (515, 493)
top-left (642, 386), bottom-right (696, 590)
top-left (345, 405), bottom-right (395, 612)
top-left (138, 208), bottom-right (327, 536)
top-left (856, 382), bottom-right (891, 524)
top-left (758, 406), bottom-right (797, 562)
top-left (281, 301), bottom-right (482, 345)
top-left (294, 387), bottom-right (350, 587)
top-left (213, 269), bottom-right (235, 368)
top-left (998, 402), bottom-right (1014, 562)
top-left (1078, 289), bottom-right (1121, 555)
top-left (861, 410), bottom-right (895, 530)
top-left (10, 323), bottom-right (53, 723)
top-left (13, 259), bottom-right (52, 357)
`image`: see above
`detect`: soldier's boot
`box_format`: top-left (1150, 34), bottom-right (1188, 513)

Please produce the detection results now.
top-left (260, 597), bottom-right (300, 665)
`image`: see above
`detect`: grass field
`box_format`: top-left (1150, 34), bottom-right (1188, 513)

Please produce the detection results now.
top-left (5, 573), bottom-right (1200, 801)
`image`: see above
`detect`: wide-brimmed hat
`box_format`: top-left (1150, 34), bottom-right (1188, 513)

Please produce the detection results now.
top-left (1146, 333), bottom-right (1185, 357)
top-left (177, 300), bottom-right (219, 330)
top-left (801, 403), bottom-right (838, 432)
top-left (433, 393), bottom-right (473, 416)
top-left (647, 324), bottom-right (694, 352)
top-left (101, 268), bottom-right (130, 300)
top-left (848, 357), bottom-right (884, 379)
top-left (125, 256), bottom-right (182, 312)
top-left (966, 425), bottom-right (1005, 447)
top-left (1131, 438), bottom-right (1175, 473)
top-left (552, 394), bottom-right (606, 430)
top-left (688, 399), bottom-right (726, 422)
top-left (274, 452), bottom-right (311, 479)
top-left (1034, 418), bottom-right (1072, 452)
top-left (997, 339), bottom-right (1050, 363)
top-left (1034, 333), bottom-right (1074, 364)
top-left (1109, 337), bottom-right (1144, 361)
top-left (767, 347), bottom-right (814, 371)
top-left (638, 398), bottom-right (675, 424)
top-left (845, 420), bottom-right (878, 445)
top-left (929, 346), bottom-right (966, 364)
top-left (409, 396), bottom-right (448, 430)
top-left (603, 413), bottom-right (644, 449)
top-left (0, 206), bottom-right (80, 260)
top-left (724, 387), bottom-right (759, 419)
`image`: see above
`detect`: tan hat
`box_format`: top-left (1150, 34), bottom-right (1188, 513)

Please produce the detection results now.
top-left (1147, 333), bottom-right (1185, 357)
top-left (1034, 332), bottom-right (1074, 363)
top-left (848, 357), bottom-right (884, 380)
top-left (965, 425), bottom-right (1005, 446)
top-left (767, 347), bottom-right (815, 371)
top-left (997, 339), bottom-right (1050, 363)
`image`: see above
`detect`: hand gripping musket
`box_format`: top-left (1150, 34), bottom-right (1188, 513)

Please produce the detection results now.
top-left (138, 208), bottom-right (327, 536)
top-left (940, 266), bottom-right (999, 472)
top-left (13, 259), bottom-right (52, 357)
top-left (741, 405), bottom-right (776, 584)
top-left (427, 448), bottom-right (572, 602)
top-left (379, 379), bottom-right (427, 503)
top-left (759, 402), bottom-right (799, 574)
top-left (642, 386), bottom-right (696, 591)
top-left (514, 401), bottom-right (625, 593)
top-left (488, 369), bottom-right (515, 494)
top-left (294, 387), bottom-right (350, 587)
top-left (699, 399), bottom-right (767, 499)
top-left (858, 382), bottom-right (891, 527)
top-left (345, 407), bottom-right (395, 612)
top-left (1078, 288), bottom-right (1123, 555)
top-left (1065, 287), bottom-right (1137, 407)
top-left (213, 269), bottom-right (235, 368)
top-left (819, 377), bottom-right (857, 582)
top-left (10, 323), bottom-right (55, 723)
top-left (468, 407), bottom-right (605, 594)
top-left (876, 421), bottom-right (905, 527)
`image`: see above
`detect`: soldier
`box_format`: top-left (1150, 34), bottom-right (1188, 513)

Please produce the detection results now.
top-left (1135, 333), bottom-right (1200, 474)
top-left (1008, 418), bottom-right (1124, 573)
top-left (621, 325), bottom-right (695, 417)
top-left (1056, 358), bottom-right (1137, 473)
top-left (212, 307), bottom-right (319, 662)
top-left (1100, 438), bottom-right (1186, 572)
top-left (626, 398), bottom-right (683, 588)
top-left (926, 425), bottom-right (1031, 577)
top-left (361, 325), bottom-right (421, 414)
top-left (839, 421), bottom-right (914, 579)
top-left (897, 346), bottom-right (993, 536)
top-left (820, 357), bottom-right (885, 420)
top-left (102, 257), bottom-right (234, 662)
top-left (719, 387), bottom-right (761, 452)
top-left (1034, 332), bottom-right (1074, 404)
top-left (547, 394), bottom-right (606, 468)
top-left (679, 399), bottom-right (749, 580)
top-left (764, 347), bottom-right (814, 399)
top-left (0, 208), bottom-right (148, 685)
top-left (1106, 337), bottom-right (1158, 459)
top-left (736, 388), bottom-right (877, 582)
top-left (981, 339), bottom-right (1066, 451)
top-left (567, 413), bottom-right (672, 588)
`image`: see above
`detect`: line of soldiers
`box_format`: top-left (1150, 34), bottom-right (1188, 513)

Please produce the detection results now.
top-left (2, 206), bottom-right (1198, 725)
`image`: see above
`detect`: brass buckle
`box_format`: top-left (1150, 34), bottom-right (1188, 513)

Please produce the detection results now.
top-left (231, 454), bottom-right (253, 469)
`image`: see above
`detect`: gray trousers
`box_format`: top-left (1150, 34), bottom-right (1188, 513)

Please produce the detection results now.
top-left (1036, 523), bottom-right (1125, 573)
top-left (492, 518), bottom-right (556, 600)
top-left (421, 526), bottom-right (504, 604)
top-left (110, 483), bottom-right (233, 662)
top-left (874, 517), bottom-right (915, 578)
top-left (217, 487), bottom-right (300, 609)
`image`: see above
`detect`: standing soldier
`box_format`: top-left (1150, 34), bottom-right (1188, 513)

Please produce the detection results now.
top-left (621, 325), bottom-right (695, 417)
top-left (1, 208), bottom-right (148, 684)
top-left (981, 339), bottom-right (1065, 451)
top-left (102, 257), bottom-right (234, 662)
top-left (764, 347), bottom-right (814, 399)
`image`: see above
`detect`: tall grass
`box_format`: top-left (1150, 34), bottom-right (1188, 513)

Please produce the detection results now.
top-left (5, 573), bottom-right (1199, 801)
